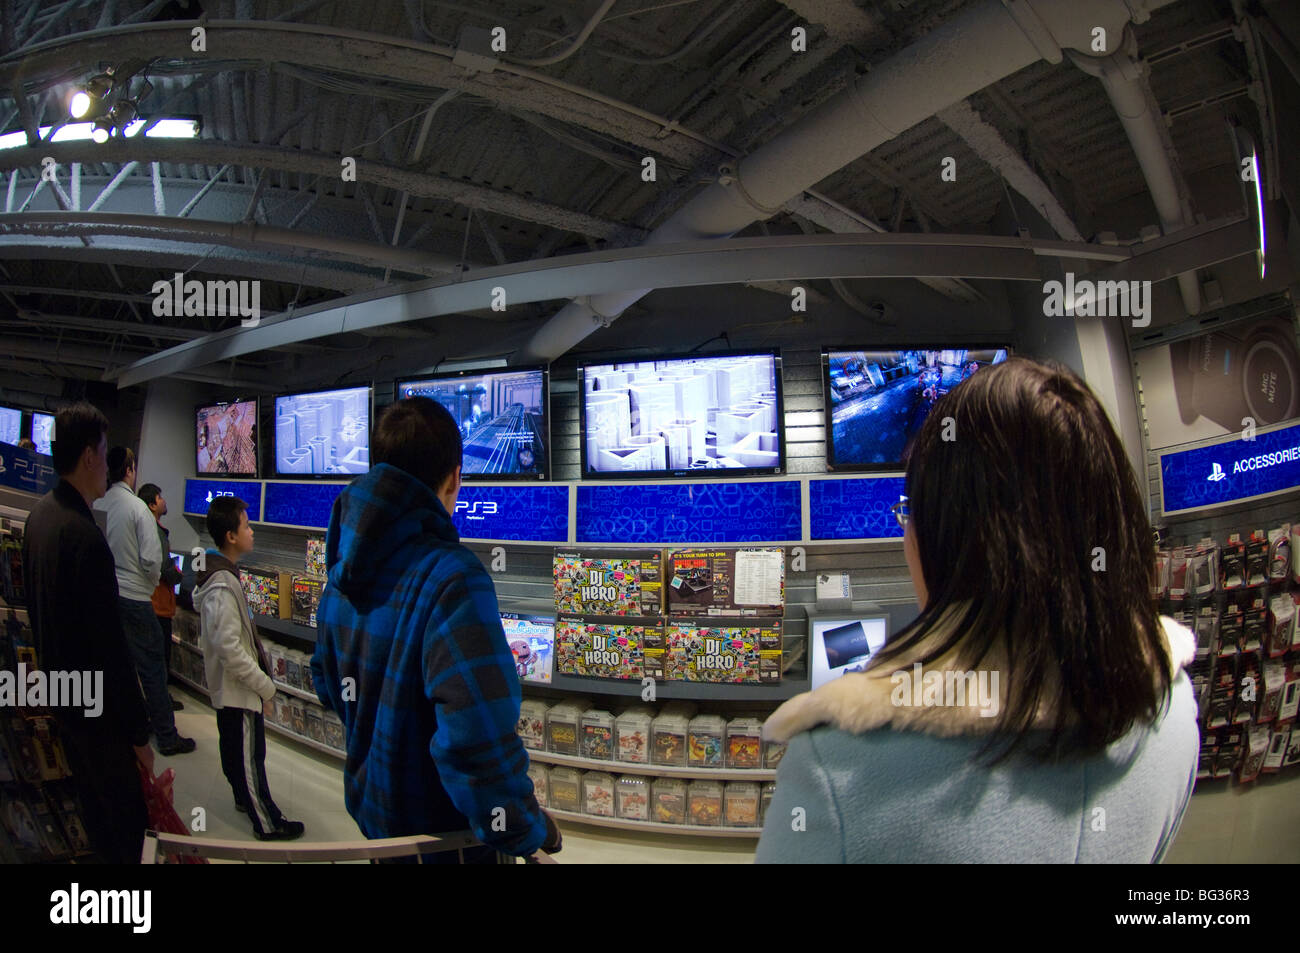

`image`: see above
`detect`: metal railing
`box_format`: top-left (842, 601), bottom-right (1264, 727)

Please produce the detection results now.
top-left (141, 830), bottom-right (558, 864)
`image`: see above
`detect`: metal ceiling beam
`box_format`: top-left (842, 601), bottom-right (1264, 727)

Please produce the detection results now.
top-left (109, 226), bottom-right (1255, 389)
top-left (0, 139), bottom-right (641, 242)
top-left (0, 211), bottom-right (463, 277)
top-left (935, 99), bottom-right (1085, 242)
top-left (0, 19), bottom-right (727, 167)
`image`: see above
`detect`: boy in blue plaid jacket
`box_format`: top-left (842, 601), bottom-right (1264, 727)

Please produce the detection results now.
top-left (311, 398), bottom-right (561, 863)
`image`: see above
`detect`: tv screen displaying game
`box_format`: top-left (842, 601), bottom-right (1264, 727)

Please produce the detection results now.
top-left (397, 367), bottom-right (549, 480)
top-left (0, 406), bottom-right (20, 446)
top-left (196, 399), bottom-right (258, 476)
top-left (809, 615), bottom-right (889, 689)
top-left (579, 351), bottom-right (784, 478)
top-left (502, 611), bottom-right (555, 684)
top-left (824, 348), bottom-right (1009, 471)
top-left (274, 386), bottom-right (371, 477)
top-left (30, 411), bottom-right (54, 456)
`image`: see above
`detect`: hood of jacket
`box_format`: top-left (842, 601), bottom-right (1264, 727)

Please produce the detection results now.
top-left (325, 462), bottom-right (457, 604)
top-left (763, 611), bottom-right (1196, 744)
top-left (194, 550), bottom-right (239, 589)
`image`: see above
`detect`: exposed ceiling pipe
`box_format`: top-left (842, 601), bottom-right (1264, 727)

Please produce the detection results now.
top-left (1067, 30), bottom-right (1202, 315)
top-left (508, 0), bottom-right (617, 68)
top-left (516, 0), bottom-right (1181, 364)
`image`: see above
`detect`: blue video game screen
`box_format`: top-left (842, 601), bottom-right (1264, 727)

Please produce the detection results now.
top-left (580, 352), bottom-right (783, 478)
top-left (274, 386), bottom-right (371, 477)
top-left (0, 406), bottom-right (20, 446)
top-left (397, 368), bottom-right (548, 479)
top-left (825, 348), bottom-right (1008, 470)
top-left (30, 411), bottom-right (55, 456)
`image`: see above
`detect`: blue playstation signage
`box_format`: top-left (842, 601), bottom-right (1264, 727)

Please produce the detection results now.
top-left (0, 441), bottom-right (56, 496)
top-left (809, 477), bottom-right (906, 541)
top-left (575, 481), bottom-right (802, 544)
top-left (262, 481), bottom-right (345, 529)
top-left (452, 485), bottom-right (569, 542)
top-left (183, 479), bottom-right (262, 522)
top-left (1160, 422), bottom-right (1300, 516)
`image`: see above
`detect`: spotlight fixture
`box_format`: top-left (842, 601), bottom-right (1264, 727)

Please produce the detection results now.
top-left (91, 120), bottom-right (112, 143)
top-left (69, 73), bottom-right (113, 119)
top-left (108, 99), bottom-right (138, 127)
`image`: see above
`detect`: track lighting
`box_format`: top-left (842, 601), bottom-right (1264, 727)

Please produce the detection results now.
top-left (91, 120), bottom-right (112, 144)
top-left (69, 73), bottom-right (113, 119)
top-left (109, 99), bottom-right (138, 127)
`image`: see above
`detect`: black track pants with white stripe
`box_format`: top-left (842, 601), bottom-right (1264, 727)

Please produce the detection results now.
top-left (216, 707), bottom-right (284, 836)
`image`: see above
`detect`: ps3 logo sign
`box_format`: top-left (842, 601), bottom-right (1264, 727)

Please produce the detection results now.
top-left (1207, 463), bottom-right (1227, 483)
top-left (454, 500), bottom-right (499, 520)
top-left (204, 490), bottom-right (236, 503)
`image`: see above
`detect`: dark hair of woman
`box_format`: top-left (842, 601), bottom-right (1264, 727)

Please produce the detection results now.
top-left (870, 356), bottom-right (1171, 763)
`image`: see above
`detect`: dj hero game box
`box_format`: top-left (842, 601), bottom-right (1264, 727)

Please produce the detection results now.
top-left (553, 550), bottom-right (664, 617)
top-left (644, 620), bottom-right (783, 683)
top-left (555, 618), bottom-right (655, 680)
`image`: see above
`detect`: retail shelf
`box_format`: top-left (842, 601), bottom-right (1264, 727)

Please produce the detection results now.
top-left (528, 673), bottom-right (811, 702)
top-left (171, 635), bottom-right (203, 654)
top-left (546, 807), bottom-right (761, 839)
top-left (264, 720), bottom-right (345, 761)
top-left (170, 670), bottom-right (210, 698)
top-left (255, 615), bottom-right (318, 644)
top-left (527, 749), bottom-right (776, 781)
top-left (272, 680), bottom-right (320, 703)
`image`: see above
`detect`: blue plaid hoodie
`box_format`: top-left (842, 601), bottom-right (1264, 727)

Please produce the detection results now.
top-left (311, 463), bottom-right (547, 856)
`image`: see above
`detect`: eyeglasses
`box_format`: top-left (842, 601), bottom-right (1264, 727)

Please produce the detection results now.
top-left (891, 495), bottom-right (910, 528)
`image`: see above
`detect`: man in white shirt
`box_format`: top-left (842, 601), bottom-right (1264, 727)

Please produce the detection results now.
top-left (96, 447), bottom-right (195, 755)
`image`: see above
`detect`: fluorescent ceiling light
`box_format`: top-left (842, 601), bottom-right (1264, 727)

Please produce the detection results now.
top-left (0, 120), bottom-right (199, 150)
top-left (1251, 152), bottom-right (1266, 279)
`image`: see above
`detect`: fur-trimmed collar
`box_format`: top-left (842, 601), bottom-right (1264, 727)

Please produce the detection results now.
top-left (763, 614), bottom-right (1194, 744)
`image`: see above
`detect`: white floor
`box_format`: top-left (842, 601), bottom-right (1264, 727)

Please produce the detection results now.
top-left (160, 684), bottom-right (1298, 864)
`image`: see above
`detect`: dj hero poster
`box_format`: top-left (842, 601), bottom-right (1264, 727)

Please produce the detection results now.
top-left (555, 618), bottom-right (648, 680)
top-left (643, 621), bottom-right (783, 683)
top-left (553, 550), bottom-right (663, 616)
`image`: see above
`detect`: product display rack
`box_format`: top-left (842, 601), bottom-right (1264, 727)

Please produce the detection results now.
top-left (544, 807), bottom-right (762, 838)
top-left (527, 749), bottom-right (776, 781)
top-left (533, 673), bottom-right (810, 702)
top-left (168, 660), bottom-right (346, 761)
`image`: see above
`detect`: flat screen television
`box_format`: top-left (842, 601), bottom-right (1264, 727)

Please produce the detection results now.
top-left (809, 613), bottom-right (889, 689)
top-left (578, 351), bottom-right (784, 478)
top-left (29, 411), bottom-right (54, 456)
top-left (0, 406), bottom-right (21, 446)
top-left (823, 347), bottom-right (1010, 471)
top-left (273, 385), bottom-right (372, 477)
top-left (501, 611), bottom-right (555, 684)
top-left (196, 398), bottom-right (259, 477)
top-left (396, 367), bottom-right (549, 480)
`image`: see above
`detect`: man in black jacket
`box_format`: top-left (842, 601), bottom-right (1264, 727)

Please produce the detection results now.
top-left (21, 403), bottom-right (154, 864)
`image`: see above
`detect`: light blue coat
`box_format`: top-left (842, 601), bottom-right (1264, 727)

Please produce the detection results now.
top-left (756, 617), bottom-right (1200, 863)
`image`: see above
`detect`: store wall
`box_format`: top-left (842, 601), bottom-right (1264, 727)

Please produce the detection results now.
top-left (138, 377), bottom-right (208, 555)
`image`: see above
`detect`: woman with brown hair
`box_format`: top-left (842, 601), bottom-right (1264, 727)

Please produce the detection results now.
top-left (757, 356), bottom-right (1198, 863)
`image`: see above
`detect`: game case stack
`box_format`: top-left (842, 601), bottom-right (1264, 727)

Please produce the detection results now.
top-left (1157, 520), bottom-right (1300, 785)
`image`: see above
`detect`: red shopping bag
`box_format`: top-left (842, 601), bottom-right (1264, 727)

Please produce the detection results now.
top-left (139, 763), bottom-right (208, 864)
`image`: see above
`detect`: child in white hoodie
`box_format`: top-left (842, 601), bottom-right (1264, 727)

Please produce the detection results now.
top-left (192, 496), bottom-right (303, 841)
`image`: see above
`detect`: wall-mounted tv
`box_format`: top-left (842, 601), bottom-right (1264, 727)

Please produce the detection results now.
top-left (273, 385), bottom-right (371, 477)
top-left (29, 411), bottom-right (55, 456)
top-left (196, 399), bottom-right (259, 477)
top-left (809, 613), bottom-right (889, 689)
top-left (0, 406), bottom-right (21, 446)
top-left (823, 347), bottom-right (1009, 471)
top-left (579, 351), bottom-right (784, 479)
top-left (397, 367), bottom-right (549, 480)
